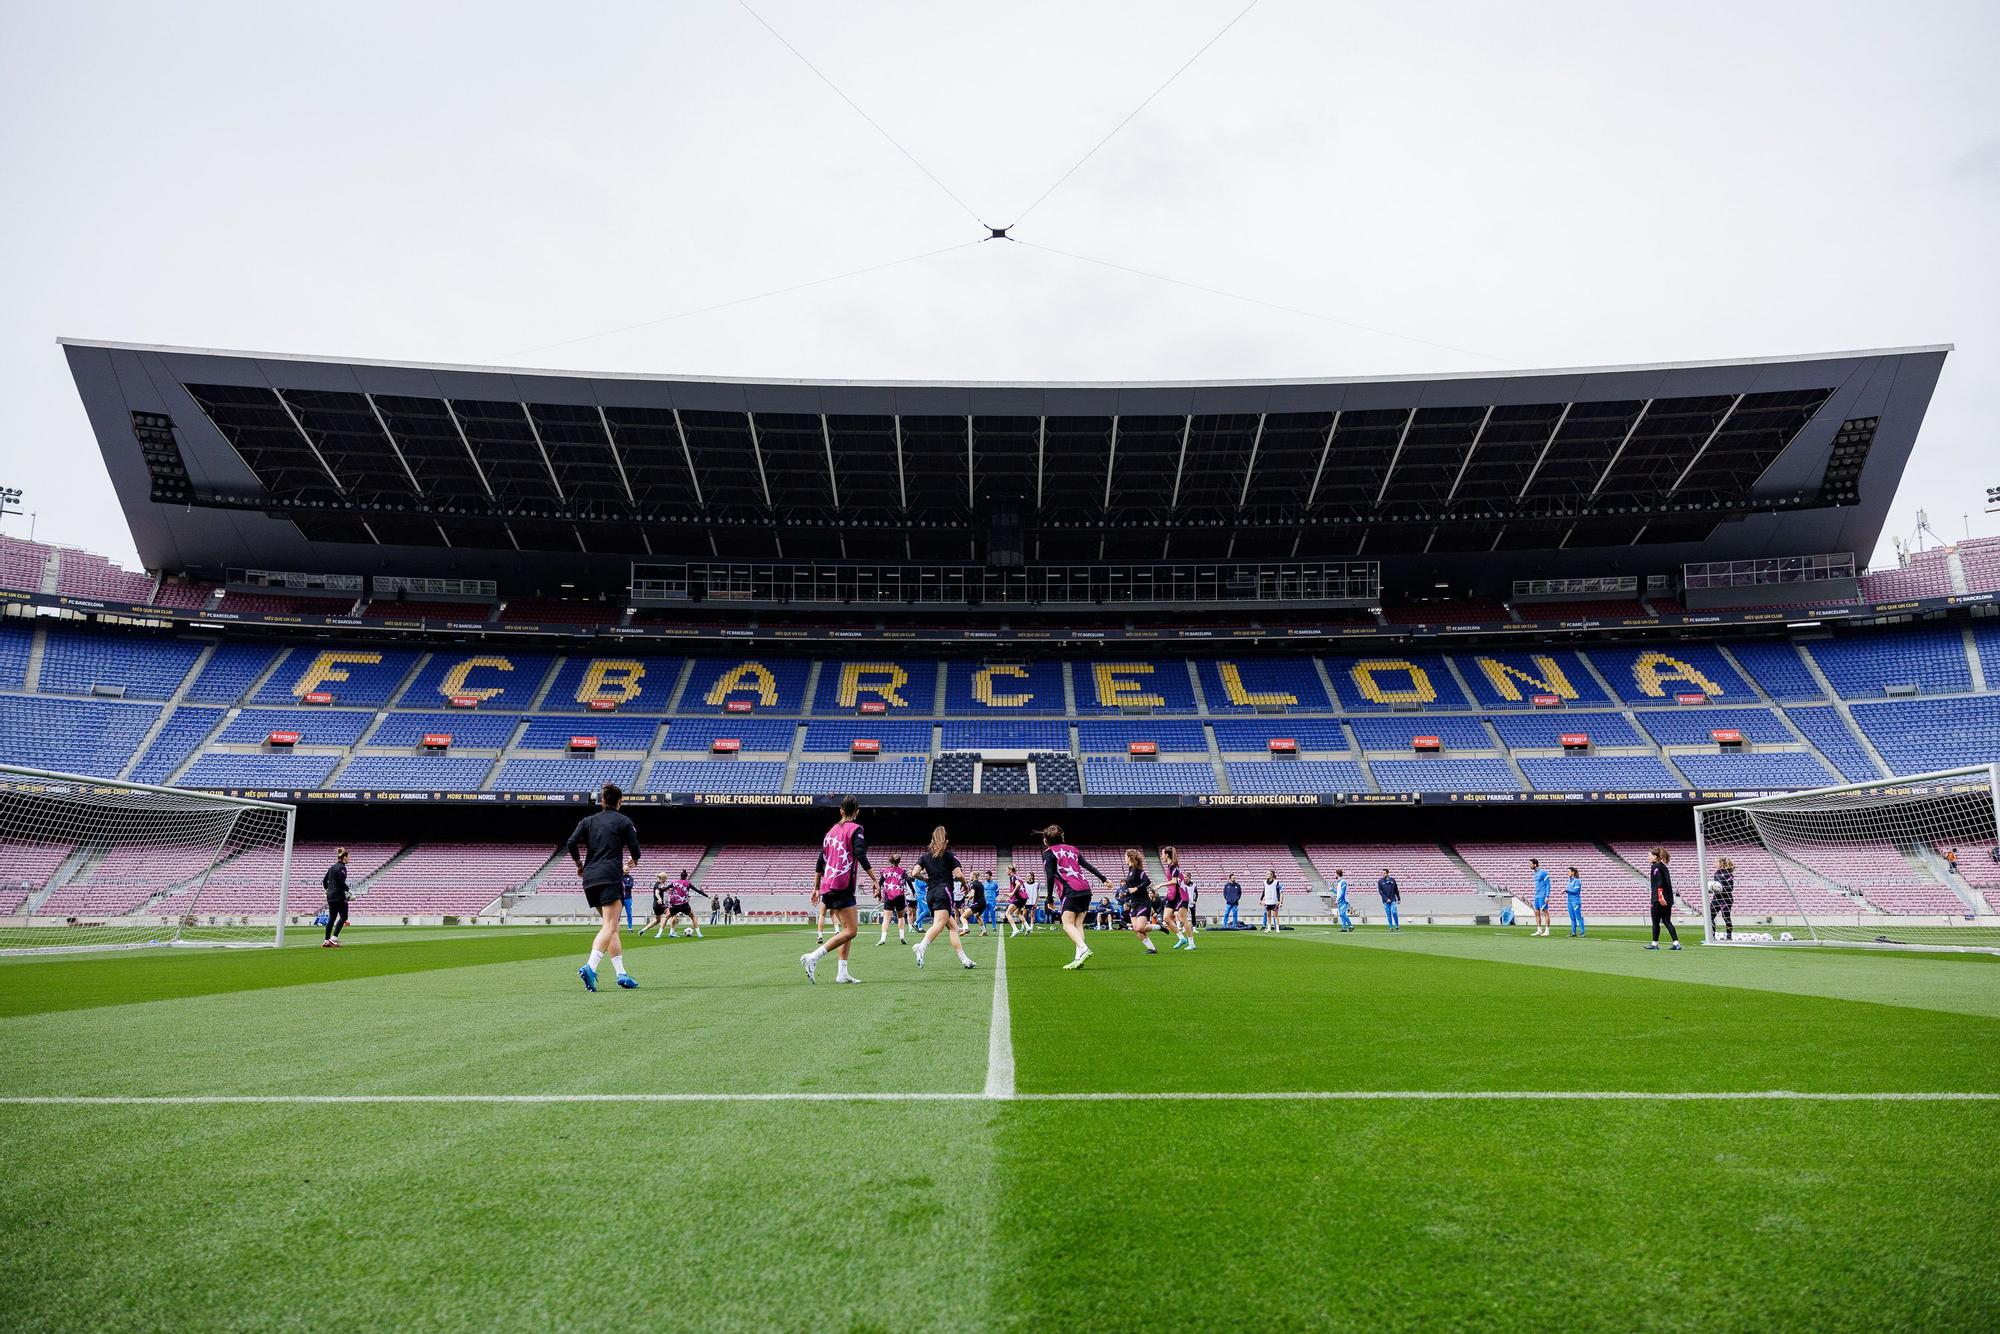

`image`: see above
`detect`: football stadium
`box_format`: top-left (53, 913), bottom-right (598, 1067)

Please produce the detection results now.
top-left (6, 6), bottom-right (2000, 1331)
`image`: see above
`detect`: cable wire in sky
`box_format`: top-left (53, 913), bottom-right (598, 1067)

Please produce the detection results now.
top-left (736, 0), bottom-right (989, 228)
top-left (1016, 240), bottom-right (1523, 367)
top-left (491, 240), bottom-right (981, 362)
top-left (1006, 0), bottom-right (1263, 229)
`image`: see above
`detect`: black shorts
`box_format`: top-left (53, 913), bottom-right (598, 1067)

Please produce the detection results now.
top-left (669, 901), bottom-right (693, 917)
top-left (883, 895), bottom-right (907, 915)
top-left (1062, 890), bottom-right (1093, 916)
top-left (821, 886), bottom-right (857, 913)
top-left (926, 888), bottom-right (955, 915)
top-left (584, 881), bottom-right (624, 909)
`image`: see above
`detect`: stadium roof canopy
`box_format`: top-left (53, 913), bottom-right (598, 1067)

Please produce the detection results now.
top-left (61, 339), bottom-right (1947, 591)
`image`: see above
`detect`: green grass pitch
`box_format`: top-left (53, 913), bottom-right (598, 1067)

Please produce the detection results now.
top-left (3, 922), bottom-right (1997, 1331)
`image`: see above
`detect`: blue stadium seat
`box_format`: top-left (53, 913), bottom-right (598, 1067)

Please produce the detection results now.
top-left (0, 623), bottom-right (31, 689)
top-left (183, 642), bottom-right (281, 704)
top-left (1850, 697), bottom-right (2000, 773)
top-left (1633, 707), bottom-right (1792, 746)
top-left (679, 657), bottom-right (812, 713)
top-left (1194, 658), bottom-right (1334, 712)
top-left (1348, 716), bottom-right (1492, 751)
top-left (129, 706), bottom-right (226, 784)
top-left (372, 712), bottom-right (523, 749)
top-left (1517, 756), bottom-right (1682, 792)
top-left (1210, 719), bottom-right (1351, 753)
top-left (1488, 711), bottom-right (1642, 748)
top-left (940, 721), bottom-right (1070, 751)
top-left (180, 753), bottom-right (340, 789)
top-left (539, 654), bottom-right (684, 712)
top-left (930, 752), bottom-right (977, 793)
top-left (1975, 624), bottom-right (2000, 686)
top-left (38, 629), bottom-right (203, 699)
top-left (0, 696), bottom-right (162, 778)
top-left (801, 720), bottom-right (932, 753)
top-left (1074, 660), bottom-right (1199, 714)
top-left (1084, 758), bottom-right (1217, 794)
top-left (1807, 626), bottom-right (1973, 698)
top-left (1585, 644), bottom-right (1753, 703)
top-left (659, 718), bottom-right (796, 752)
top-left (1032, 752), bottom-right (1080, 794)
top-left (515, 716), bottom-right (657, 750)
top-left (1074, 720), bottom-right (1208, 753)
top-left (1783, 706), bottom-right (1883, 783)
top-left (1453, 649), bottom-right (1610, 709)
top-left (1222, 760), bottom-right (1367, 793)
top-left (330, 756), bottom-right (495, 791)
top-left (1727, 641), bottom-right (1824, 702)
top-left (1370, 758), bottom-right (1520, 792)
top-left (811, 659), bottom-right (939, 715)
top-left (794, 758), bottom-right (930, 795)
top-left (1672, 753), bottom-right (1834, 790)
top-left (493, 759), bottom-right (643, 793)
top-left (940, 660), bottom-right (1068, 714)
top-left (395, 651), bottom-right (555, 711)
top-left (1322, 653), bottom-right (1470, 712)
top-left (251, 647), bottom-right (422, 706)
top-left (641, 761), bottom-right (786, 794)
top-left (219, 709), bottom-right (374, 746)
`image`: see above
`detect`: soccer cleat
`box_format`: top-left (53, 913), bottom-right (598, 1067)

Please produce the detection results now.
top-left (836, 973), bottom-right (860, 984)
top-left (800, 952), bottom-right (819, 983)
top-left (617, 974), bottom-right (639, 989)
top-left (578, 965), bottom-right (598, 991)
top-left (1643, 943), bottom-right (1660, 950)
top-left (329, 938), bottom-right (343, 947)
top-left (1143, 942), bottom-right (1157, 954)
top-left (1670, 942), bottom-right (1683, 950)
top-left (961, 957), bottom-right (977, 969)
top-left (913, 945), bottom-right (926, 970)
top-left (1185, 939), bottom-right (1196, 951)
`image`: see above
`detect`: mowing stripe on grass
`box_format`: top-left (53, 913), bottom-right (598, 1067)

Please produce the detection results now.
top-left (984, 931), bottom-right (1014, 1099)
top-left (3, 1090), bottom-right (1995, 1106)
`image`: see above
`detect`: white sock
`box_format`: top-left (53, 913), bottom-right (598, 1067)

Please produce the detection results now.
top-left (807, 945), bottom-right (828, 963)
top-left (957, 950), bottom-right (971, 964)
top-left (837, 960), bottom-right (851, 979)
top-left (611, 955), bottom-right (629, 977)
top-left (587, 948), bottom-right (604, 969)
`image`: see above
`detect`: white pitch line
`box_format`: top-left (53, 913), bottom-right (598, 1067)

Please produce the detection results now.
top-left (983, 931), bottom-right (1014, 1099)
top-left (1, 1091), bottom-right (1995, 1106)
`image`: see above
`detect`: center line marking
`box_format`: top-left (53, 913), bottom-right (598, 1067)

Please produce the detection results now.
top-left (1, 1091), bottom-right (1994, 1106)
top-left (984, 931), bottom-right (1014, 1099)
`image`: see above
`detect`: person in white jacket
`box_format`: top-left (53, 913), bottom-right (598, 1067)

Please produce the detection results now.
top-left (1259, 871), bottom-right (1283, 931)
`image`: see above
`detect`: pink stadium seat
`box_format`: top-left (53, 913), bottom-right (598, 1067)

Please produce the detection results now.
top-left (357, 843), bottom-right (559, 916)
top-left (1453, 842), bottom-right (1648, 915)
top-left (1304, 843), bottom-right (1482, 895)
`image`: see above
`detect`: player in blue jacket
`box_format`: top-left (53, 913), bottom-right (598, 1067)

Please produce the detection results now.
top-left (1377, 869), bottom-right (1401, 931)
top-left (1565, 866), bottom-right (1586, 937)
top-left (1530, 858), bottom-right (1553, 937)
top-left (1333, 869), bottom-right (1353, 931)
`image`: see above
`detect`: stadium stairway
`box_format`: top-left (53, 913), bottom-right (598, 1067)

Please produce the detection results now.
top-left (21, 624), bottom-right (46, 691)
top-left (22, 844), bottom-right (95, 915)
top-left (1965, 624), bottom-right (1990, 693)
top-left (1483, 720), bottom-right (1533, 790)
top-left (1792, 640), bottom-right (1896, 775)
top-left (116, 640), bottom-right (216, 782)
top-left (1443, 844), bottom-right (1497, 892)
top-left (494, 846), bottom-right (583, 912)
top-left (1947, 547), bottom-right (1971, 595)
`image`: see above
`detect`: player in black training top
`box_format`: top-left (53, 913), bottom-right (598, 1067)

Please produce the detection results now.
top-left (637, 873), bottom-right (672, 938)
top-left (567, 783), bottom-right (642, 991)
top-left (1118, 848), bottom-right (1166, 956)
top-left (321, 847), bottom-right (350, 948)
top-left (912, 825), bottom-right (976, 971)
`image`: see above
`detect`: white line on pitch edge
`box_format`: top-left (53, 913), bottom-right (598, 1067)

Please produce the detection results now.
top-left (983, 931), bottom-right (1014, 1099)
top-left (1, 1091), bottom-right (1995, 1106)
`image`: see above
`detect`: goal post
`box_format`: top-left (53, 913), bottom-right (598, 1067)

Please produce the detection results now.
top-left (1694, 764), bottom-right (2000, 954)
top-left (0, 763), bottom-right (295, 955)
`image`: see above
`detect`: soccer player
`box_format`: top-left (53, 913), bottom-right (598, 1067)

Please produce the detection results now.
top-left (1005, 865), bottom-right (1032, 936)
top-left (914, 827), bottom-right (976, 971)
top-left (1376, 868), bottom-right (1401, 931)
top-left (876, 855), bottom-right (913, 945)
top-left (1039, 824), bottom-right (1111, 970)
top-left (665, 871), bottom-right (706, 938)
top-left (1565, 866), bottom-right (1586, 937)
top-left (1333, 868), bottom-right (1353, 932)
top-left (568, 783), bottom-right (642, 991)
top-left (1708, 857), bottom-right (1736, 940)
top-left (967, 872), bottom-right (990, 937)
top-left (1117, 849), bottom-right (1166, 955)
top-left (321, 847), bottom-right (350, 948)
top-left (637, 874), bottom-right (671, 938)
top-left (802, 796), bottom-right (880, 984)
top-left (1259, 870), bottom-right (1283, 931)
top-left (1644, 846), bottom-right (1681, 950)
top-left (1160, 846), bottom-right (1195, 950)
top-left (1530, 857), bottom-right (1553, 936)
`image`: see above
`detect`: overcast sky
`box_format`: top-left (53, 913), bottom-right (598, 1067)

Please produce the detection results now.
top-left (3, 0), bottom-right (1995, 572)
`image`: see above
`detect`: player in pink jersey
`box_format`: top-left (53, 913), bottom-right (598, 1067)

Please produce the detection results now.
top-left (1004, 864), bottom-right (1033, 937)
top-left (875, 854), bottom-right (914, 945)
top-left (1038, 824), bottom-right (1111, 970)
top-left (801, 796), bottom-right (881, 984)
top-left (1160, 845), bottom-right (1196, 952)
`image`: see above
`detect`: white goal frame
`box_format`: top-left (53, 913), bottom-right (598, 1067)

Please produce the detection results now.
top-left (1694, 763), bottom-right (2000, 955)
top-left (0, 763), bottom-right (295, 955)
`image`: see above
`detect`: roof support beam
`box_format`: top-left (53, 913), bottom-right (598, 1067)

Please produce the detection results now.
top-left (1292, 412), bottom-right (1340, 558)
top-left (595, 405), bottom-right (638, 506)
top-left (1586, 399), bottom-right (1655, 500)
top-left (1034, 416), bottom-right (1046, 510)
top-left (1169, 414), bottom-right (1193, 509)
top-left (361, 393), bottom-right (426, 497)
top-left (1372, 406), bottom-right (1419, 506)
top-left (441, 400), bottom-right (496, 501)
top-left (820, 414), bottom-right (841, 512)
top-left (1514, 401), bottom-right (1574, 503)
top-left (744, 412), bottom-right (773, 509)
top-left (1666, 394), bottom-right (1745, 495)
top-left (966, 415), bottom-right (976, 514)
top-left (670, 407), bottom-right (703, 507)
top-left (517, 403), bottom-right (566, 503)
top-left (892, 415), bottom-right (909, 512)
top-left (1442, 404), bottom-right (1495, 505)
top-left (270, 388), bottom-right (347, 496)
top-left (1099, 416), bottom-right (1119, 561)
top-left (1236, 412), bottom-right (1270, 509)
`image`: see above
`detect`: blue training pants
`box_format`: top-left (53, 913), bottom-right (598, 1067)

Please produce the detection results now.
top-left (622, 894), bottom-right (633, 927)
top-left (1337, 901), bottom-right (1352, 929)
top-left (1222, 904), bottom-right (1239, 927)
top-left (1384, 900), bottom-right (1400, 928)
top-left (1567, 895), bottom-right (1585, 935)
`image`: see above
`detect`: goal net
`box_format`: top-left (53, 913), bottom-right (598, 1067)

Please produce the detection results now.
top-left (1694, 764), bottom-right (2000, 953)
top-left (0, 764), bottom-right (295, 954)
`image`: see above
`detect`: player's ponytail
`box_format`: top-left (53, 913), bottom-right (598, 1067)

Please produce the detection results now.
top-left (929, 826), bottom-right (949, 858)
top-left (1036, 824), bottom-right (1065, 846)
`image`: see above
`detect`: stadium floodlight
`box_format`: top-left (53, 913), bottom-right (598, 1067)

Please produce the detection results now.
top-left (1987, 484), bottom-right (1999, 513)
top-left (1695, 765), bottom-right (2000, 954)
top-left (0, 764), bottom-right (295, 955)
